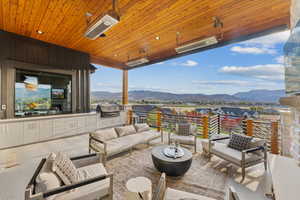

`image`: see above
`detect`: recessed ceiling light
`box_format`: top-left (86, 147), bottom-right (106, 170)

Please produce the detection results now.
top-left (155, 36), bottom-right (160, 40)
top-left (114, 54), bottom-right (118, 57)
top-left (36, 30), bottom-right (43, 35)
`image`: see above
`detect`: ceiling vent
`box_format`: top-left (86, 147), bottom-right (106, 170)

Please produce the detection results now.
top-left (85, 12), bottom-right (119, 40)
top-left (126, 58), bottom-right (149, 67)
top-left (175, 36), bottom-right (218, 54)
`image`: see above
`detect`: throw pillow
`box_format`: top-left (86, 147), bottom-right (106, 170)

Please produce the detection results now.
top-left (52, 152), bottom-right (82, 185)
top-left (228, 134), bottom-right (252, 151)
top-left (91, 128), bottom-right (118, 141)
top-left (36, 172), bottom-right (61, 199)
top-left (115, 125), bottom-right (136, 137)
top-left (134, 123), bottom-right (150, 132)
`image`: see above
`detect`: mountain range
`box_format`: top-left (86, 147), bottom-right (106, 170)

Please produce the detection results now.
top-left (91, 89), bottom-right (285, 103)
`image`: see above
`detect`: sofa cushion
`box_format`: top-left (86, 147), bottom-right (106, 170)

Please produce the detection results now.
top-left (228, 134), bottom-right (252, 151)
top-left (105, 134), bottom-right (140, 156)
top-left (211, 143), bottom-right (262, 165)
top-left (138, 130), bottom-right (161, 142)
top-left (91, 128), bottom-right (118, 142)
top-left (164, 188), bottom-right (215, 200)
top-left (36, 172), bottom-right (61, 200)
top-left (248, 138), bottom-right (266, 156)
top-left (115, 125), bottom-right (136, 137)
top-left (54, 164), bottom-right (110, 200)
top-left (134, 123), bottom-right (150, 132)
top-left (52, 152), bottom-right (82, 185)
top-left (170, 134), bottom-right (195, 145)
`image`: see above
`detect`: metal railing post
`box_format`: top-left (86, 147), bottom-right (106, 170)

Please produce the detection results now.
top-left (156, 111), bottom-right (162, 132)
top-left (203, 115), bottom-right (209, 139)
top-left (217, 114), bottom-right (221, 134)
top-left (128, 110), bottom-right (133, 125)
top-left (271, 121), bottom-right (279, 154)
top-left (246, 120), bottom-right (253, 136)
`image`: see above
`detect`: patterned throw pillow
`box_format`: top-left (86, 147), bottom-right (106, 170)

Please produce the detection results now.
top-left (52, 152), bottom-right (82, 185)
top-left (228, 134), bottom-right (252, 151)
top-left (176, 123), bottom-right (191, 136)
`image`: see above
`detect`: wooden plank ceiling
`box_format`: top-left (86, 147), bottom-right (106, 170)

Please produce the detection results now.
top-left (0, 0), bottom-right (290, 70)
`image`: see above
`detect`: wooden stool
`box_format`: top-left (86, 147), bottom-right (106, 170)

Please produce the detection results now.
top-left (125, 176), bottom-right (152, 200)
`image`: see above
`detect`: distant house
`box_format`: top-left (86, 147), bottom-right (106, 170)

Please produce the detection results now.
top-left (214, 107), bottom-right (258, 118)
top-left (195, 108), bottom-right (213, 115)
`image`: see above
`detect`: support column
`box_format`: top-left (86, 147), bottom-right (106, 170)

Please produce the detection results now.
top-left (122, 69), bottom-right (128, 105)
top-left (271, 121), bottom-right (279, 154)
top-left (203, 116), bottom-right (209, 139)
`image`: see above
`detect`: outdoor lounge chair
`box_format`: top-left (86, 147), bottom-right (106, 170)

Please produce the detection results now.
top-left (25, 153), bottom-right (113, 200)
top-left (168, 123), bottom-right (198, 153)
top-left (208, 135), bottom-right (267, 182)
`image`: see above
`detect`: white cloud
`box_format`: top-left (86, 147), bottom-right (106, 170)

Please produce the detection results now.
top-left (219, 64), bottom-right (284, 81)
top-left (156, 62), bottom-right (165, 65)
top-left (192, 80), bottom-right (250, 86)
top-left (242, 30), bottom-right (290, 48)
top-left (172, 60), bottom-right (198, 67)
top-left (230, 46), bottom-right (276, 55)
top-left (275, 56), bottom-right (284, 64)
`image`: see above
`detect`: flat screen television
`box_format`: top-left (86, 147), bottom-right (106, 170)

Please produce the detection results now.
top-left (52, 89), bottom-right (65, 99)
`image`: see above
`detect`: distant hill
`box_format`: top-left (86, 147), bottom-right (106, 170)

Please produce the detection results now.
top-left (91, 89), bottom-right (285, 103)
top-left (233, 89), bottom-right (285, 103)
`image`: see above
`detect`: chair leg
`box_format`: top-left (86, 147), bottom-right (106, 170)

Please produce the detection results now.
top-left (264, 160), bottom-right (267, 170)
top-left (241, 167), bottom-right (245, 183)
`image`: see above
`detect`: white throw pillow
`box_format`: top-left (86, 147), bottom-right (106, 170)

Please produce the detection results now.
top-left (41, 153), bottom-right (56, 172)
top-left (35, 172), bottom-right (61, 200)
top-left (134, 123), bottom-right (150, 132)
top-left (115, 125), bottom-right (136, 137)
top-left (91, 128), bottom-right (118, 141)
top-left (52, 152), bottom-right (82, 185)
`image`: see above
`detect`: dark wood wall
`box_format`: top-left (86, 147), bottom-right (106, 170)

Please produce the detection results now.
top-left (0, 30), bottom-right (92, 119)
top-left (0, 30), bottom-right (90, 70)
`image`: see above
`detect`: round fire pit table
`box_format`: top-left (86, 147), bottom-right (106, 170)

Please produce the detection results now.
top-left (151, 145), bottom-right (192, 176)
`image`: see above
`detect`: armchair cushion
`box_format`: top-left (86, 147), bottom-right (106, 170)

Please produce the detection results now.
top-left (134, 123), bottom-right (151, 132)
top-left (228, 134), bottom-right (252, 151)
top-left (91, 128), bottom-right (118, 142)
top-left (54, 164), bottom-right (110, 200)
top-left (170, 134), bottom-right (195, 145)
top-left (115, 125), bottom-right (136, 137)
top-left (211, 143), bottom-right (262, 165)
top-left (52, 152), bottom-right (82, 185)
top-left (35, 172), bottom-right (61, 200)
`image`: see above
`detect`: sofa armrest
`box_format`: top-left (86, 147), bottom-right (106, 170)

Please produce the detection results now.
top-left (243, 146), bottom-right (264, 154)
top-left (71, 153), bottom-right (104, 168)
top-left (89, 135), bottom-right (107, 155)
top-left (43, 173), bottom-right (113, 198)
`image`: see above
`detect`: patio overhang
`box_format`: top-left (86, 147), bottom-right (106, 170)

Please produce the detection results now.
top-left (0, 0), bottom-right (290, 70)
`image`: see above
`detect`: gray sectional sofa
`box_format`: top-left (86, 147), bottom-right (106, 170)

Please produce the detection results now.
top-left (89, 123), bottom-right (162, 163)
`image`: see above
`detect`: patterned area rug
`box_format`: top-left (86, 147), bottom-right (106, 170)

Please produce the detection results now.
top-left (106, 145), bottom-right (229, 200)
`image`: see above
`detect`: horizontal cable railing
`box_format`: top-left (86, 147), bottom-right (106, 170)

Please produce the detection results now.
top-left (129, 110), bottom-right (281, 154)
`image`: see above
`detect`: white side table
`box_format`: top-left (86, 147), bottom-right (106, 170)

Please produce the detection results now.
top-left (125, 177), bottom-right (152, 200)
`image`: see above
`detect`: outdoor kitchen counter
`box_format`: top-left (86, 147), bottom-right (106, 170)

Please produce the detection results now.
top-left (0, 111), bottom-right (127, 149)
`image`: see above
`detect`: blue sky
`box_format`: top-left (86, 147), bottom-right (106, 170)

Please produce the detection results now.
top-left (91, 30), bottom-right (290, 95)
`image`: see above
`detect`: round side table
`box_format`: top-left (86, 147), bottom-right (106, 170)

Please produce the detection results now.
top-left (125, 177), bottom-right (152, 200)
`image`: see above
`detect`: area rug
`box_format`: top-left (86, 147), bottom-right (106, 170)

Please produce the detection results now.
top-left (105, 145), bottom-right (229, 200)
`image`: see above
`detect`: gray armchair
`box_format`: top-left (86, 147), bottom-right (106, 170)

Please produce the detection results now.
top-left (209, 136), bottom-right (267, 182)
top-left (168, 123), bottom-right (199, 153)
top-left (25, 153), bottom-right (113, 200)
